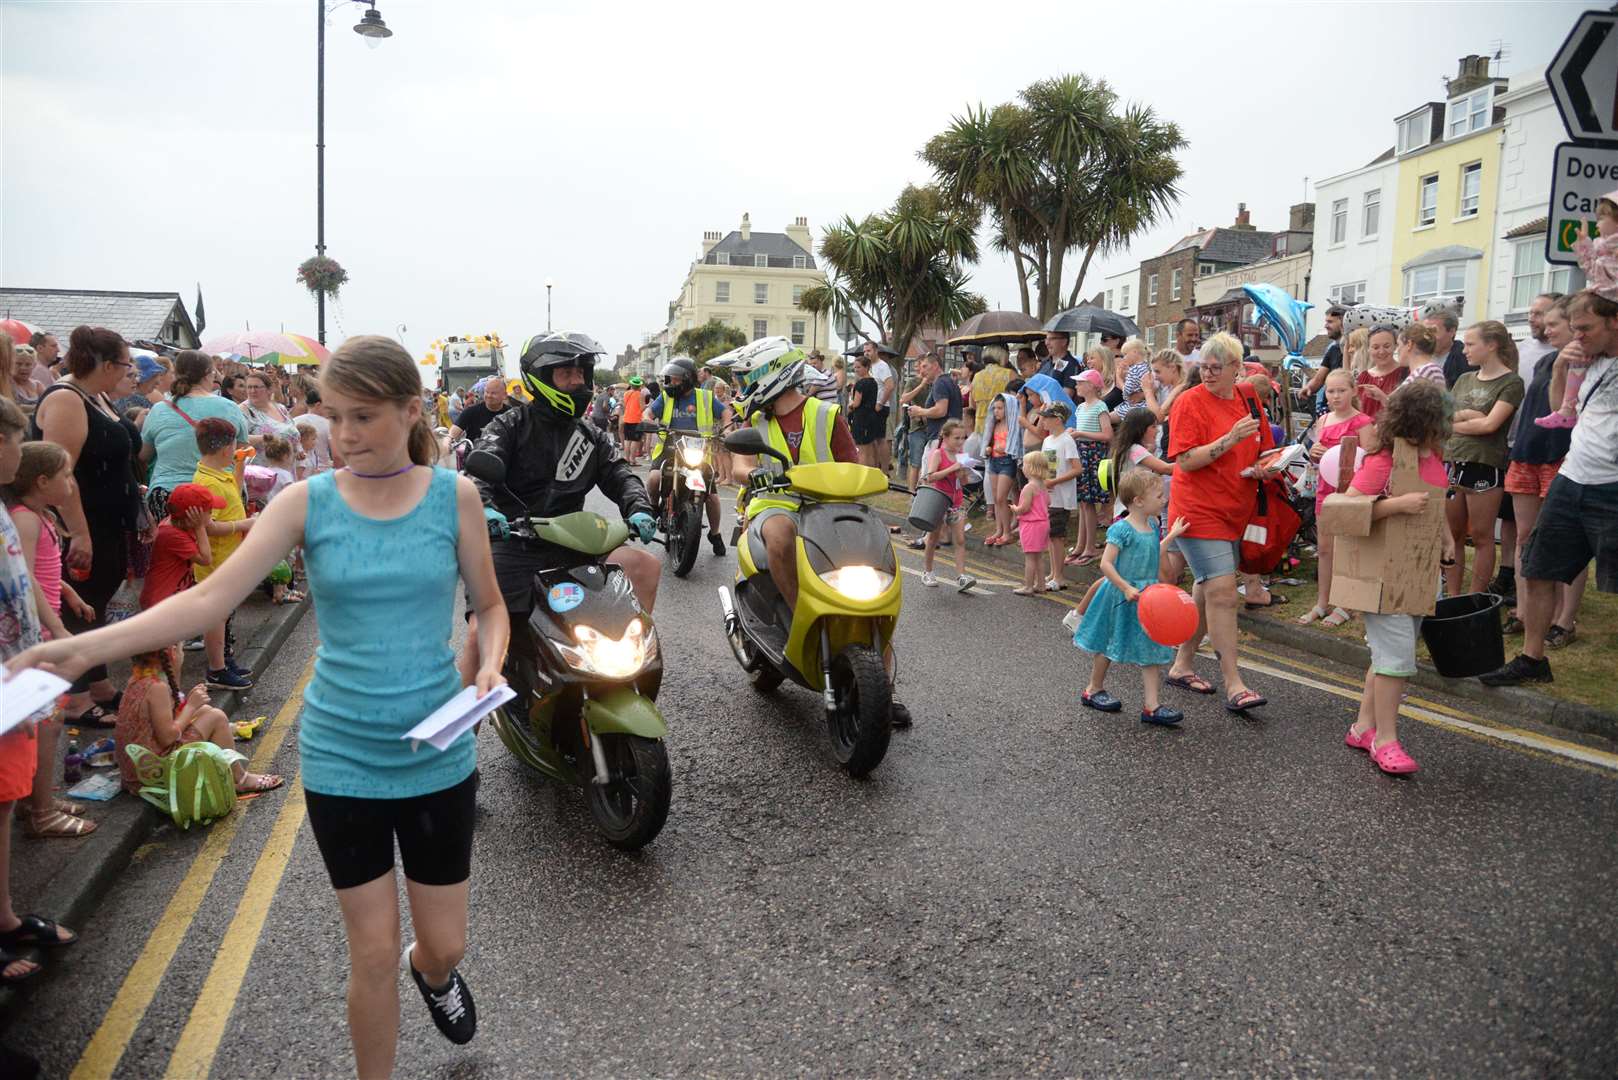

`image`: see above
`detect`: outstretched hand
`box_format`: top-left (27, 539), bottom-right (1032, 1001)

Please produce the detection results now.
top-left (1, 640), bottom-right (91, 686)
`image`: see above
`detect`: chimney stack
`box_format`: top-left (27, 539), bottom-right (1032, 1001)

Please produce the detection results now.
top-left (1288, 202), bottom-right (1314, 232)
top-left (740, 212), bottom-right (751, 242)
top-left (701, 230), bottom-right (722, 257)
top-left (1234, 203), bottom-right (1253, 230)
top-left (1447, 54), bottom-right (1497, 95)
top-left (785, 215), bottom-right (813, 256)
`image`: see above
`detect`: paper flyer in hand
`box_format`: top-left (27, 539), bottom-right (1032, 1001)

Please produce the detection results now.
top-left (0, 669), bottom-right (70, 736)
top-left (401, 684), bottom-right (516, 752)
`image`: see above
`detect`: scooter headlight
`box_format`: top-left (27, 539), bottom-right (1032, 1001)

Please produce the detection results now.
top-left (678, 438), bottom-right (706, 468)
top-left (818, 565), bottom-right (894, 602)
top-left (562, 619), bottom-right (655, 678)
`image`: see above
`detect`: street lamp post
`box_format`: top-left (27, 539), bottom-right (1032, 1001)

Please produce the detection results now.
top-left (546, 277), bottom-right (554, 332)
top-left (316, 0), bottom-right (392, 346)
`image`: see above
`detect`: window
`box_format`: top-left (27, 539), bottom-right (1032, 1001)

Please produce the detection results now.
top-left (1508, 240), bottom-right (1572, 311)
top-left (1120, 284), bottom-right (1130, 309)
top-left (1106, 290), bottom-right (1114, 308)
top-left (1330, 199), bottom-right (1348, 244)
top-left (1398, 110), bottom-right (1432, 154)
top-left (715, 281), bottom-right (730, 303)
top-left (1147, 273), bottom-right (1159, 304)
top-left (790, 320), bottom-right (806, 346)
top-left (1329, 281), bottom-right (1366, 306)
top-left (1198, 263), bottom-right (1214, 276)
top-left (754, 283), bottom-right (768, 305)
top-left (715, 252), bottom-right (730, 265)
top-left (791, 255), bottom-right (806, 269)
top-left (754, 254), bottom-right (768, 268)
top-left (792, 285), bottom-right (804, 305)
top-left (1459, 163), bottom-right (1481, 218)
top-left (1447, 88), bottom-right (1491, 138)
top-left (1362, 189), bottom-right (1380, 238)
top-left (1403, 261), bottom-right (1469, 305)
top-left (752, 319), bottom-right (768, 340)
top-left (1171, 268), bottom-right (1182, 300)
top-left (1417, 175), bottom-right (1438, 226)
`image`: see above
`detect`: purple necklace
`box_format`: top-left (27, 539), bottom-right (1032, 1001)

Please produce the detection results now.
top-left (344, 463), bottom-right (416, 480)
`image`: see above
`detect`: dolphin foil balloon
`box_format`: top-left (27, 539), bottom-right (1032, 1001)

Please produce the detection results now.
top-left (1242, 283), bottom-right (1311, 365)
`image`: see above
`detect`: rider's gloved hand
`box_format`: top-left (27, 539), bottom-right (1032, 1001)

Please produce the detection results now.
top-left (483, 507), bottom-right (510, 540)
top-left (628, 512), bottom-right (656, 543)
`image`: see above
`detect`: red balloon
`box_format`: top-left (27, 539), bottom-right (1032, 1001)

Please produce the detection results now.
top-left (1138, 583), bottom-right (1199, 647)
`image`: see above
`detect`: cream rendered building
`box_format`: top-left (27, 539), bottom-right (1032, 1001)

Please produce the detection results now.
top-left (666, 214), bottom-right (833, 354)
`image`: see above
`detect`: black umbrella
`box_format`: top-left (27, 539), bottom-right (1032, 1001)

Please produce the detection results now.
top-left (947, 310), bottom-right (1045, 346)
top-left (1043, 306), bottom-right (1139, 339)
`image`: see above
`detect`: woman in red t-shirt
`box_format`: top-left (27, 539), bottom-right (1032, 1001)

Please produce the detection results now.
top-left (1162, 333), bottom-right (1275, 712)
top-left (1353, 326), bottom-right (1408, 421)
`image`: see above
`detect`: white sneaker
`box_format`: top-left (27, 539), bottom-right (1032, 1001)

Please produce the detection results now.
top-left (956, 574), bottom-right (976, 593)
top-left (1045, 579), bottom-right (1061, 592)
top-left (922, 570), bottom-right (939, 587)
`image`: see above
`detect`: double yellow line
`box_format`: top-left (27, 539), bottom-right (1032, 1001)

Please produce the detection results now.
top-left (72, 658), bottom-right (313, 1080)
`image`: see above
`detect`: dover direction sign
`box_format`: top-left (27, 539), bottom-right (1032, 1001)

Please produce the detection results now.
top-left (1547, 143), bottom-right (1617, 265)
top-left (1549, 10), bottom-right (1618, 145)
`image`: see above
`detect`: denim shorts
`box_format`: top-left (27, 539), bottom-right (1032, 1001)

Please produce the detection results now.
top-left (986, 455), bottom-right (1016, 477)
top-left (1173, 535), bottom-right (1240, 583)
top-left (907, 429), bottom-right (930, 464)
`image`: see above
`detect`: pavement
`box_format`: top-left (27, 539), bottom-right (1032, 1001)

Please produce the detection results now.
top-left (5, 487), bottom-right (1618, 1076)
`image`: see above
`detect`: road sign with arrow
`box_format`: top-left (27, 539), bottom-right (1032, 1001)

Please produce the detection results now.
top-left (1549, 10), bottom-right (1618, 145)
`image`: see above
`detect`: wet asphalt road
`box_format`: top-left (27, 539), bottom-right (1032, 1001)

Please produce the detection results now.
top-left (10, 488), bottom-right (1618, 1078)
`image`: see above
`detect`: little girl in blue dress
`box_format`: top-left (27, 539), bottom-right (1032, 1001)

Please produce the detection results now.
top-left (1074, 468), bottom-right (1191, 726)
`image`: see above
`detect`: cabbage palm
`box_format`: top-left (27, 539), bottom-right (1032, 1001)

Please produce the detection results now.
top-left (922, 75), bottom-right (1185, 320)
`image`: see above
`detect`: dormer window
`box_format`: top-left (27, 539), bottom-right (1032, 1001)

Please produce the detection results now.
top-left (754, 254), bottom-right (768, 268)
top-left (1398, 109), bottom-right (1432, 154)
top-left (715, 252), bottom-right (730, 265)
top-left (1447, 88), bottom-right (1492, 138)
top-left (792, 255), bottom-right (806, 269)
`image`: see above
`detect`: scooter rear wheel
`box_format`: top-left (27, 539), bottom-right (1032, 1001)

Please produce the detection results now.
top-left (585, 734), bottom-right (672, 851)
top-left (826, 645), bottom-right (891, 778)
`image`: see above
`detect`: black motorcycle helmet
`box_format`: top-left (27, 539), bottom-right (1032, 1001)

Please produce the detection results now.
top-left (660, 357), bottom-right (697, 399)
top-left (519, 331), bottom-right (602, 420)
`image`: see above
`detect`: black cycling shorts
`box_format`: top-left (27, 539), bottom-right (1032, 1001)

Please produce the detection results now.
top-left (304, 770), bottom-right (479, 891)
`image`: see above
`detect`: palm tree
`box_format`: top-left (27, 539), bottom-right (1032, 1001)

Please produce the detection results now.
top-left (922, 75), bottom-right (1185, 320)
top-left (798, 185), bottom-right (986, 363)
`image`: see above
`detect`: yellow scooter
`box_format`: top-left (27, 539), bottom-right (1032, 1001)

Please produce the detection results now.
top-left (716, 427), bottom-right (901, 777)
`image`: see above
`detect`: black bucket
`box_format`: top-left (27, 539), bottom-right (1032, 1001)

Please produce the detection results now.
top-left (1419, 592), bottom-right (1505, 679)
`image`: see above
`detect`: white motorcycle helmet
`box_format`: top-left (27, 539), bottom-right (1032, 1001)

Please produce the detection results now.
top-left (729, 337), bottom-right (807, 416)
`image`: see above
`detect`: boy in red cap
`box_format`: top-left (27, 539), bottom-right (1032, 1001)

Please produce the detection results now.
top-left (141, 482), bottom-right (221, 612)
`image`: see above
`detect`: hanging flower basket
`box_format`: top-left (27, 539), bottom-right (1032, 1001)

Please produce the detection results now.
top-left (297, 256), bottom-right (349, 298)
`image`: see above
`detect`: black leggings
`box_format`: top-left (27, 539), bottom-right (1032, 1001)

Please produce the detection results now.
top-left (62, 520), bottom-right (128, 692)
top-left (304, 771), bottom-right (479, 890)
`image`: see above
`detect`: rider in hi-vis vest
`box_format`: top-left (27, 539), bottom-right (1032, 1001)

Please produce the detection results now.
top-left (646, 357), bottom-right (731, 556)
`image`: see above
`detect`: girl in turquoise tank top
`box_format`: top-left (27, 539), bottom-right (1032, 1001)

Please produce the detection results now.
top-left (4, 336), bottom-right (510, 1074)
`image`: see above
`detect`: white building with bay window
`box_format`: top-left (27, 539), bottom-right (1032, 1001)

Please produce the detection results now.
top-left (1485, 71), bottom-right (1575, 339)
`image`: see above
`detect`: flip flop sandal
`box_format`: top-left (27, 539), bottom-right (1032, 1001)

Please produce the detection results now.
top-left (1225, 690), bottom-right (1268, 713)
top-left (1165, 673), bottom-right (1215, 695)
top-left (66, 704), bottom-right (116, 729)
top-left (235, 773), bottom-right (285, 795)
top-left (0, 948), bottom-right (40, 985)
top-left (1320, 607), bottom-right (1352, 628)
top-left (1244, 594), bottom-right (1289, 610)
top-left (0, 914), bottom-right (78, 949)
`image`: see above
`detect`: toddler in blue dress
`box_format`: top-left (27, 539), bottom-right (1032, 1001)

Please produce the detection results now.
top-left (1073, 468), bottom-right (1191, 726)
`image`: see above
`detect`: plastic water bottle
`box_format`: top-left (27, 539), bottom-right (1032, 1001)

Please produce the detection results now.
top-left (64, 735), bottom-right (83, 785)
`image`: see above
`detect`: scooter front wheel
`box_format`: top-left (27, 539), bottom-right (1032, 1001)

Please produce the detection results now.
top-left (826, 645), bottom-right (892, 778)
top-left (585, 734), bottom-right (672, 851)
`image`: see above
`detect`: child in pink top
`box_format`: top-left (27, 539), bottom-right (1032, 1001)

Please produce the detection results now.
top-left (1542, 191), bottom-right (1618, 429)
top-left (1011, 450), bottom-right (1051, 595)
top-left (919, 420), bottom-right (977, 593)
top-left (0, 442), bottom-right (96, 838)
top-left (1300, 369), bottom-right (1374, 628)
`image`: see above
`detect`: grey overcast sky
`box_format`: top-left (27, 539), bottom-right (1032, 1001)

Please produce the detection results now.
top-left (0, 0), bottom-right (1587, 359)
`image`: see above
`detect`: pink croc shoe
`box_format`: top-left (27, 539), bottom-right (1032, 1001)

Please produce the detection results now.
top-left (1344, 724), bottom-right (1375, 751)
top-left (1370, 739), bottom-right (1420, 775)
top-left (1534, 411), bottom-right (1577, 430)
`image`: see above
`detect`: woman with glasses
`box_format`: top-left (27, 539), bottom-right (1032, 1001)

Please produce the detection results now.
top-left (241, 369), bottom-right (300, 447)
top-left (28, 326), bottom-right (150, 728)
top-left (1160, 332), bottom-right (1275, 713)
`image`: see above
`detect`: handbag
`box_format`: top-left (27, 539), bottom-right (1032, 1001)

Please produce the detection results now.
top-left (1240, 476), bottom-right (1302, 574)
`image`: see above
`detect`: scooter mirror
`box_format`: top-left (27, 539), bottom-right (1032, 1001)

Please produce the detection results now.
top-left (463, 448), bottom-right (508, 486)
top-left (723, 427), bottom-right (769, 456)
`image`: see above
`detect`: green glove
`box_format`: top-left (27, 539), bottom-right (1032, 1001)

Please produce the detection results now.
top-left (628, 512), bottom-right (656, 543)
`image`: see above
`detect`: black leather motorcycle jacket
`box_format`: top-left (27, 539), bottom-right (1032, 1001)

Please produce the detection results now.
top-left (471, 403), bottom-right (653, 526)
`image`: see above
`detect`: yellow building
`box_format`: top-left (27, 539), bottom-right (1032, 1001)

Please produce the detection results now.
top-left (1389, 56), bottom-right (1509, 317)
top-left (666, 213), bottom-right (833, 353)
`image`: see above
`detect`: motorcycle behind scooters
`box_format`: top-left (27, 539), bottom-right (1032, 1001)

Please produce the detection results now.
top-left (716, 427), bottom-right (901, 778)
top-left (651, 425), bottom-right (717, 579)
top-left (463, 448), bottom-right (672, 850)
